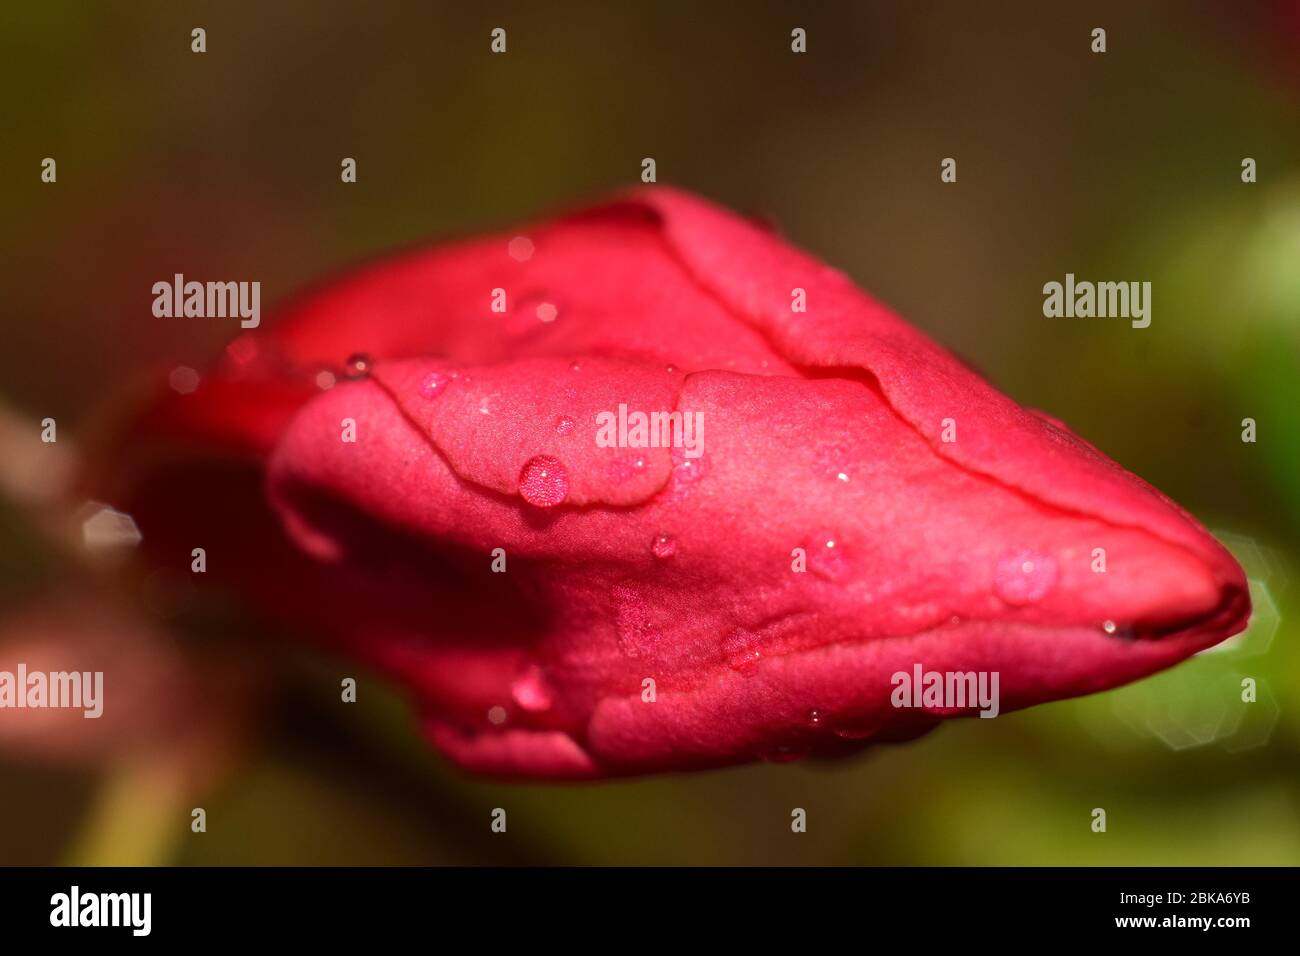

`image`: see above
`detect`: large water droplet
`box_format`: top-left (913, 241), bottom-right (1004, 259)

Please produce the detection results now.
top-left (419, 371), bottom-right (450, 400)
top-left (650, 534), bottom-right (677, 560)
top-left (510, 665), bottom-right (553, 712)
top-left (993, 549), bottom-right (1058, 605)
top-left (518, 455), bottom-right (569, 508)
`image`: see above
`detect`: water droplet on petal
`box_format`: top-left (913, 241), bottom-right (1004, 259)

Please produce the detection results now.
top-left (487, 705), bottom-right (508, 726)
top-left (808, 709), bottom-right (823, 726)
top-left (510, 666), bottom-right (553, 712)
top-left (650, 534), bottom-right (677, 560)
top-left (344, 353), bottom-right (373, 380)
top-left (518, 455), bottom-right (569, 508)
top-left (419, 371), bottom-right (450, 400)
top-left (809, 533), bottom-right (849, 581)
top-left (993, 549), bottom-right (1058, 605)
top-left (315, 369), bottom-right (337, 390)
top-left (569, 362), bottom-right (581, 373)
top-left (1102, 619), bottom-right (1117, 635)
top-left (608, 455), bottom-right (647, 485)
top-left (832, 723), bottom-right (877, 741)
top-left (554, 415), bottom-right (576, 436)
top-left (670, 445), bottom-right (708, 494)
top-left (758, 745), bottom-right (806, 764)
top-left (723, 629), bottom-right (763, 675)
top-left (535, 302), bottom-right (559, 323)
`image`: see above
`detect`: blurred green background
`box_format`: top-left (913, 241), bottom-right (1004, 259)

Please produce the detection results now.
top-left (1, 1), bottom-right (1297, 865)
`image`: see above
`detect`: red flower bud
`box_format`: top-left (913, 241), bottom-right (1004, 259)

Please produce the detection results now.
top-left (105, 188), bottom-right (1250, 778)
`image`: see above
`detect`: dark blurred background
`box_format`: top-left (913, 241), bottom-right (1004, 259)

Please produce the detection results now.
top-left (1, 1), bottom-right (1297, 864)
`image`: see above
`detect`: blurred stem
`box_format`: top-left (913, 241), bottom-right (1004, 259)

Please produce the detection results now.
top-left (64, 756), bottom-right (193, 866)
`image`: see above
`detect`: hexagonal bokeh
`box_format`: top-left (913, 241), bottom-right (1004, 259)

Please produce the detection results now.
top-left (79, 501), bottom-right (142, 551)
top-left (1111, 664), bottom-right (1245, 751)
top-left (1222, 674), bottom-right (1281, 753)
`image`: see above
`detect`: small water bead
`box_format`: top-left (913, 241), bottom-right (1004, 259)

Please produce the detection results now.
top-left (344, 353), bottom-right (373, 380)
top-left (993, 548), bottom-right (1058, 606)
top-left (535, 302), bottom-right (559, 323)
top-left (758, 745), bottom-right (806, 764)
top-left (419, 371), bottom-right (451, 400)
top-left (808, 709), bottom-right (823, 726)
top-left (315, 369), bottom-right (337, 390)
top-left (518, 455), bottom-right (569, 508)
top-left (555, 415), bottom-right (576, 436)
top-left (809, 534), bottom-right (848, 581)
top-left (608, 455), bottom-right (647, 485)
top-left (1102, 620), bottom-right (1117, 635)
top-left (650, 534), bottom-right (677, 560)
top-left (723, 629), bottom-right (763, 675)
top-left (487, 705), bottom-right (508, 726)
top-left (670, 446), bottom-right (708, 492)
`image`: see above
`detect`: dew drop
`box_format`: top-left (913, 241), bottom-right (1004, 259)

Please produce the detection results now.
top-left (808, 709), bottom-right (823, 726)
top-left (758, 745), bottom-right (806, 764)
top-left (510, 666), bottom-right (553, 712)
top-left (650, 533), bottom-right (677, 560)
top-left (518, 455), bottom-right (569, 508)
top-left (832, 723), bottom-right (877, 741)
top-left (418, 371), bottom-right (450, 400)
top-left (315, 369), bottom-right (337, 390)
top-left (993, 548), bottom-right (1058, 605)
top-left (809, 532), bottom-right (848, 581)
top-left (536, 302), bottom-right (559, 323)
top-left (608, 455), bottom-right (647, 485)
top-left (1102, 619), bottom-right (1117, 635)
top-left (554, 415), bottom-right (576, 436)
top-left (723, 629), bottom-right (763, 675)
top-left (670, 445), bottom-right (708, 493)
top-left (344, 353), bottom-right (373, 380)
top-left (487, 705), bottom-right (507, 726)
